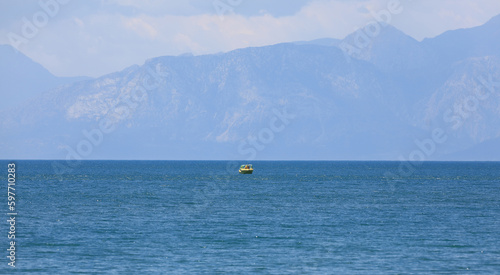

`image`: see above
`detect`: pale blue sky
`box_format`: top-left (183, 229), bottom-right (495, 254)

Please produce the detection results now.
top-left (1, 0), bottom-right (500, 77)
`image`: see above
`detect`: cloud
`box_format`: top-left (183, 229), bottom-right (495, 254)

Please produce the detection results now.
top-left (123, 17), bottom-right (158, 39)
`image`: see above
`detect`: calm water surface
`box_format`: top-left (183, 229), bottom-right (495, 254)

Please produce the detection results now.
top-left (2, 161), bottom-right (500, 273)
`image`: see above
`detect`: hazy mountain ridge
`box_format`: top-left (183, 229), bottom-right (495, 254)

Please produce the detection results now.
top-left (1, 14), bottom-right (500, 160)
top-left (0, 45), bottom-right (91, 111)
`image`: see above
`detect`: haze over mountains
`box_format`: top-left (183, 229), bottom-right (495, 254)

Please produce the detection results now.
top-left (0, 45), bottom-right (91, 111)
top-left (1, 14), bottom-right (500, 160)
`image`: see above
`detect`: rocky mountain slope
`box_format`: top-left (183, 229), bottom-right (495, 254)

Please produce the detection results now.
top-left (1, 14), bottom-right (499, 160)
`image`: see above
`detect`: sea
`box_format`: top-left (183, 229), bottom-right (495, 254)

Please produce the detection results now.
top-left (2, 160), bottom-right (500, 274)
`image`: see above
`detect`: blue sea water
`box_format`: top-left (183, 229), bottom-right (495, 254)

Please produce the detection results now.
top-left (2, 160), bottom-right (500, 273)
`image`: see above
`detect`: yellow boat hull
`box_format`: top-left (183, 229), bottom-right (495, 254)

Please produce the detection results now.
top-left (239, 168), bottom-right (253, 174)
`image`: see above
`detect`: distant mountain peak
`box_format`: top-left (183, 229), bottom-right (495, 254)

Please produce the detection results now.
top-left (378, 25), bottom-right (416, 40)
top-left (421, 13), bottom-right (500, 67)
top-left (339, 24), bottom-right (422, 71)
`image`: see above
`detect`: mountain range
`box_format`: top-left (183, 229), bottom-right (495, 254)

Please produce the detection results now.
top-left (1, 14), bottom-right (500, 160)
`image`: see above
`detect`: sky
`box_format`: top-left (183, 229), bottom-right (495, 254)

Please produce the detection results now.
top-left (1, 0), bottom-right (500, 78)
